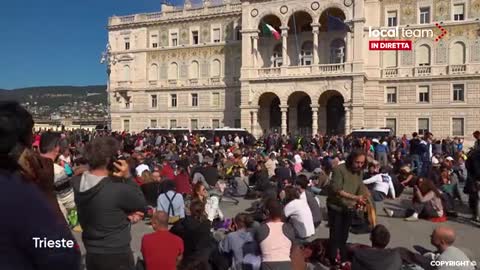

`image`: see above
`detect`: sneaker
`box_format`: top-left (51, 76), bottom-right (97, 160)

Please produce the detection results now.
top-left (383, 207), bottom-right (394, 217)
top-left (404, 215), bottom-right (419, 221)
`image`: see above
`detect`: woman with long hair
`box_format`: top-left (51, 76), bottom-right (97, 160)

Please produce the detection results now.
top-left (384, 178), bottom-right (444, 221)
top-left (191, 182), bottom-right (224, 222)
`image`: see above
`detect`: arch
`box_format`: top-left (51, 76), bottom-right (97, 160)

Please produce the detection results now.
top-left (319, 7), bottom-right (347, 32)
top-left (189, 60), bottom-right (199, 79)
top-left (168, 62), bottom-right (178, 80)
top-left (255, 12), bottom-right (284, 29)
top-left (258, 14), bottom-right (282, 36)
top-left (319, 90), bottom-right (345, 135)
top-left (211, 59), bottom-right (221, 77)
top-left (449, 41), bottom-right (466, 65)
top-left (287, 11), bottom-right (313, 34)
top-left (301, 41), bottom-right (313, 66)
top-left (123, 65), bottom-right (130, 81)
top-left (287, 91), bottom-right (313, 136)
top-left (416, 44), bottom-right (431, 66)
top-left (330, 39), bottom-right (346, 63)
top-left (258, 92), bottom-right (281, 133)
top-left (148, 64), bottom-right (158, 81)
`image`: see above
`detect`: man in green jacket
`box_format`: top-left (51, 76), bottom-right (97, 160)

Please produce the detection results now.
top-left (327, 149), bottom-right (370, 263)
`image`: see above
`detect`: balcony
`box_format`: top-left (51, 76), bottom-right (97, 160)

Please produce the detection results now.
top-left (449, 64), bottom-right (466, 74)
top-left (168, 79), bottom-right (177, 85)
top-left (117, 81), bottom-right (132, 87)
top-left (189, 78), bottom-right (198, 85)
top-left (148, 80), bottom-right (157, 86)
top-left (258, 67), bottom-right (281, 77)
top-left (253, 63), bottom-right (346, 79)
top-left (414, 66), bottom-right (432, 76)
top-left (210, 77), bottom-right (222, 84)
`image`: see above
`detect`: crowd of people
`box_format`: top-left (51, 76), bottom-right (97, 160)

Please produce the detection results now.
top-left (1, 100), bottom-right (479, 270)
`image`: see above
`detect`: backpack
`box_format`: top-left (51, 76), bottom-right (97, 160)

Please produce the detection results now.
top-left (165, 192), bottom-right (181, 224)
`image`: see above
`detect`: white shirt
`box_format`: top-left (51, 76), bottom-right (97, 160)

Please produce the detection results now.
top-left (363, 173), bottom-right (396, 198)
top-left (283, 199), bottom-right (315, 238)
top-left (294, 154), bottom-right (302, 164)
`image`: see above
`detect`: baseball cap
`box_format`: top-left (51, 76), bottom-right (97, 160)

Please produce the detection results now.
top-left (445, 156), bottom-right (454, 161)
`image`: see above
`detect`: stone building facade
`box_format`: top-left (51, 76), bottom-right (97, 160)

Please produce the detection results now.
top-left (108, 0), bottom-right (480, 140)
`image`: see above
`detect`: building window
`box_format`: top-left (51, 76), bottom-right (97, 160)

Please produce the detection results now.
top-left (386, 118), bottom-right (397, 136)
top-left (191, 93), bottom-right (198, 107)
top-left (453, 4), bottom-right (465, 21)
top-left (212, 28), bottom-right (221, 43)
top-left (450, 42), bottom-right (466, 65)
top-left (330, 39), bottom-right (346, 64)
top-left (211, 59), bottom-right (221, 77)
top-left (453, 84), bottom-right (465, 102)
top-left (123, 119), bottom-right (130, 131)
top-left (452, 118), bottom-right (464, 136)
top-left (234, 91), bottom-right (241, 106)
top-left (387, 11), bottom-right (398, 27)
top-left (418, 118), bottom-right (429, 135)
top-left (168, 62), bottom-right (178, 80)
top-left (212, 92), bottom-right (220, 107)
top-left (235, 26), bottom-right (241, 40)
top-left (151, 94), bottom-right (158, 108)
top-left (419, 7), bottom-right (430, 24)
top-left (149, 64), bottom-right (158, 81)
top-left (151, 34), bottom-right (158, 48)
top-left (416, 44), bottom-right (431, 66)
top-left (272, 44), bottom-right (283, 67)
top-left (234, 119), bottom-right (241, 128)
top-left (171, 94), bottom-right (177, 107)
top-left (192, 30), bottom-right (199, 45)
top-left (123, 65), bottom-right (131, 81)
top-left (190, 61), bottom-right (199, 79)
top-left (386, 87), bottom-right (397, 104)
top-left (125, 101), bottom-right (131, 109)
top-left (150, 119), bottom-right (157, 128)
top-left (171, 32), bottom-right (178, 46)
top-left (170, 119), bottom-right (177, 128)
top-left (301, 41), bottom-right (313, 66)
top-left (124, 38), bottom-right (130, 50)
top-left (191, 119), bottom-right (198, 129)
top-left (418, 86), bottom-right (430, 103)
top-left (212, 119), bottom-right (220, 128)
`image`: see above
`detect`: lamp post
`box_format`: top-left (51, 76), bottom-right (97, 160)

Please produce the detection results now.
top-left (100, 43), bottom-right (117, 131)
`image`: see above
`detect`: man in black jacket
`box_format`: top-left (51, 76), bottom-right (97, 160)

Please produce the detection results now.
top-left (72, 137), bottom-right (147, 270)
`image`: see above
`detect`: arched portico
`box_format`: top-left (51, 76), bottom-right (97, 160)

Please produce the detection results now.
top-left (287, 91), bottom-right (312, 136)
top-left (258, 92), bottom-right (281, 134)
top-left (318, 90), bottom-right (346, 135)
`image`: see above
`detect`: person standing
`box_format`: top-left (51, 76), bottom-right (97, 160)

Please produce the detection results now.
top-left (141, 211), bottom-right (184, 270)
top-left (327, 149), bottom-right (369, 263)
top-left (72, 137), bottom-right (147, 270)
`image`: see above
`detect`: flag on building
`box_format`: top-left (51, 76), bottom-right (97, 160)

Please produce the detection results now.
top-left (327, 15), bottom-right (352, 32)
top-left (262, 23), bottom-right (281, 40)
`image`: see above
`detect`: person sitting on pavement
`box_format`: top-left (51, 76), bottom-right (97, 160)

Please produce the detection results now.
top-left (170, 200), bottom-right (216, 263)
top-left (384, 178), bottom-right (444, 221)
top-left (351, 224), bottom-right (402, 270)
top-left (427, 226), bottom-right (475, 270)
top-left (362, 166), bottom-right (396, 202)
top-left (219, 213), bottom-right (261, 270)
top-left (296, 175), bottom-right (322, 228)
top-left (283, 186), bottom-right (315, 240)
top-left (191, 182), bottom-right (224, 222)
top-left (157, 180), bottom-right (185, 224)
top-left (141, 211), bottom-right (184, 270)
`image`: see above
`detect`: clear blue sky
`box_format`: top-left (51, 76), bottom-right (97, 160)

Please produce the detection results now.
top-left (0, 0), bottom-right (182, 89)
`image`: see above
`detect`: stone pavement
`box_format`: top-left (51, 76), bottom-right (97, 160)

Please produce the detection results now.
top-left (73, 189), bottom-right (480, 269)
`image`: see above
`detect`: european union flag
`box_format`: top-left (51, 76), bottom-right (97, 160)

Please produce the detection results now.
top-left (327, 15), bottom-right (352, 32)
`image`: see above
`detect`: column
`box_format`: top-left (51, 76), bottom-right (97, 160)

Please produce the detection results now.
top-left (311, 105), bottom-right (319, 136)
top-left (251, 109), bottom-right (258, 137)
top-left (344, 106), bottom-right (351, 135)
top-left (252, 34), bottom-right (259, 68)
top-left (311, 23), bottom-right (320, 65)
top-left (280, 106), bottom-right (288, 135)
top-left (280, 26), bottom-right (289, 66)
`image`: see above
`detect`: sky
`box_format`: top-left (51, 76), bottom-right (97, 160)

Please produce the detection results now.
top-left (0, 0), bottom-right (182, 89)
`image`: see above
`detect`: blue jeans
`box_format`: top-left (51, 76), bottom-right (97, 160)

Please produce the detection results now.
top-left (411, 155), bottom-right (422, 175)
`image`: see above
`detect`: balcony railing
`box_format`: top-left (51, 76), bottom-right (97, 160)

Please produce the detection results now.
top-left (210, 77), bottom-right (221, 84)
top-left (258, 67), bottom-right (281, 76)
top-left (318, 63), bottom-right (345, 73)
top-left (117, 81), bottom-right (132, 87)
top-left (189, 78), bottom-right (198, 85)
top-left (168, 79), bottom-right (177, 85)
top-left (148, 80), bottom-right (157, 86)
top-left (449, 64), bottom-right (466, 74)
top-left (414, 66), bottom-right (432, 76)
top-left (383, 68), bottom-right (398, 78)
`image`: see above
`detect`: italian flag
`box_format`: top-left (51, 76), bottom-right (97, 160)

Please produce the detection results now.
top-left (262, 23), bottom-right (281, 40)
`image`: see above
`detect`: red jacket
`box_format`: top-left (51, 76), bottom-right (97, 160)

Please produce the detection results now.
top-left (174, 172), bottom-right (192, 195)
top-left (160, 164), bottom-right (175, 180)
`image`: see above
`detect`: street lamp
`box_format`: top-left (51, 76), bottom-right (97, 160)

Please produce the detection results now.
top-left (100, 43), bottom-right (117, 131)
